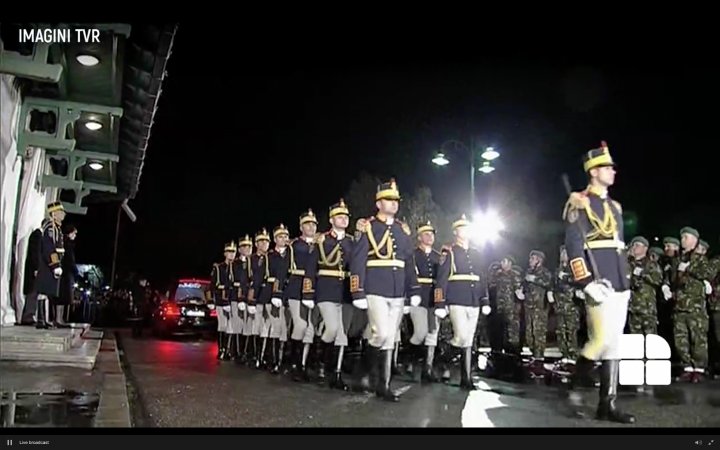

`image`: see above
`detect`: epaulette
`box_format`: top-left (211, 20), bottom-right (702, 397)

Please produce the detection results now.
top-left (397, 220), bottom-right (411, 236)
top-left (316, 233), bottom-right (326, 244)
top-left (562, 191), bottom-right (590, 221)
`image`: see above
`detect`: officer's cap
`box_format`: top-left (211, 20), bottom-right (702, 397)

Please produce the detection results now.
top-left (417, 221), bottom-right (435, 234)
top-left (680, 227), bottom-right (700, 239)
top-left (239, 234), bottom-right (253, 247)
top-left (376, 178), bottom-right (401, 201)
top-left (300, 209), bottom-right (318, 226)
top-left (630, 236), bottom-right (649, 248)
top-left (224, 241), bottom-right (237, 252)
top-left (47, 201), bottom-right (64, 214)
top-left (582, 141), bottom-right (615, 172)
top-left (452, 214), bottom-right (471, 230)
top-left (529, 250), bottom-right (546, 261)
top-left (255, 228), bottom-right (271, 243)
top-left (273, 223), bottom-right (290, 238)
top-left (699, 239), bottom-right (710, 250)
top-left (329, 198), bottom-right (350, 218)
top-left (663, 237), bottom-right (680, 247)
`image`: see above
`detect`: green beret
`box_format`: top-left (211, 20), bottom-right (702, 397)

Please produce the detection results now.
top-left (699, 240), bottom-right (710, 250)
top-left (630, 236), bottom-right (649, 248)
top-left (529, 250), bottom-right (546, 260)
top-left (663, 237), bottom-right (680, 246)
top-left (680, 227), bottom-right (700, 239)
top-left (649, 247), bottom-right (664, 257)
top-left (502, 255), bottom-right (517, 265)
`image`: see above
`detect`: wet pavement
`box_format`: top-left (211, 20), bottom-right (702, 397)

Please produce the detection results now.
top-left (118, 329), bottom-right (720, 428)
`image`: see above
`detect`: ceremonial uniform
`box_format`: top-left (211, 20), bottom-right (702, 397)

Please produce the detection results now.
top-left (349, 179), bottom-right (421, 401)
top-left (234, 234), bottom-right (253, 362)
top-left (302, 199), bottom-right (354, 389)
top-left (564, 141), bottom-right (635, 423)
top-left (436, 215), bottom-right (489, 390)
top-left (210, 242), bottom-right (239, 360)
top-left (247, 229), bottom-right (271, 366)
top-left (523, 251), bottom-right (552, 362)
top-left (672, 227), bottom-right (714, 379)
top-left (554, 255), bottom-right (581, 362)
top-left (35, 202), bottom-right (66, 329)
top-left (627, 237), bottom-right (663, 336)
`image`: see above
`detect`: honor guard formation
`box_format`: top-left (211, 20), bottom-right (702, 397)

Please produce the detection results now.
top-left (205, 142), bottom-right (720, 424)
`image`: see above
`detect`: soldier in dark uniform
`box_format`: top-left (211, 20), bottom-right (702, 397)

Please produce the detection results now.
top-left (303, 199), bottom-right (354, 390)
top-left (252, 224), bottom-right (291, 374)
top-left (563, 141), bottom-right (635, 423)
top-left (20, 228), bottom-right (43, 326)
top-left (435, 214), bottom-right (491, 390)
top-left (234, 234), bottom-right (253, 363)
top-left (349, 179), bottom-right (421, 402)
top-left (35, 201), bottom-right (66, 329)
top-left (405, 221), bottom-right (443, 383)
top-left (210, 241), bottom-right (238, 361)
top-left (286, 209), bottom-right (319, 381)
top-left (247, 229), bottom-right (270, 367)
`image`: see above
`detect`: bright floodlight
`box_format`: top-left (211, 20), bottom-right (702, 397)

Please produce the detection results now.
top-left (481, 147), bottom-right (500, 161)
top-left (76, 54), bottom-right (100, 66)
top-left (88, 161), bottom-right (104, 171)
top-left (432, 152), bottom-right (450, 166)
top-left (478, 162), bottom-right (495, 174)
top-left (469, 210), bottom-right (505, 245)
top-left (85, 120), bottom-right (103, 131)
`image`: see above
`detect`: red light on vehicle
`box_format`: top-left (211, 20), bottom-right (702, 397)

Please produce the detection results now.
top-left (164, 304), bottom-right (181, 316)
top-left (210, 309), bottom-right (217, 318)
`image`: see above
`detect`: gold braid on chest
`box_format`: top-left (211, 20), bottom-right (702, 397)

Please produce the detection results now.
top-left (320, 241), bottom-right (343, 267)
top-left (584, 201), bottom-right (617, 240)
top-left (367, 226), bottom-right (394, 260)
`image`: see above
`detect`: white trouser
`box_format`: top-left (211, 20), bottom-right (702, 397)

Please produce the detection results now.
top-left (261, 304), bottom-right (287, 340)
top-left (226, 301), bottom-right (242, 335)
top-left (243, 307), bottom-right (255, 336)
top-left (449, 305), bottom-right (480, 348)
top-left (288, 299), bottom-right (315, 343)
top-left (367, 295), bottom-right (405, 350)
top-left (217, 306), bottom-right (229, 333)
top-left (582, 290), bottom-right (631, 360)
top-left (409, 306), bottom-right (440, 346)
top-left (318, 302), bottom-right (348, 346)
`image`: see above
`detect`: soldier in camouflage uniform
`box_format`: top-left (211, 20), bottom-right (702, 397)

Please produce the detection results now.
top-left (554, 245), bottom-right (580, 363)
top-left (672, 227), bottom-right (715, 383)
top-left (492, 256), bottom-right (523, 354)
top-left (649, 247), bottom-right (664, 264)
top-left (520, 250), bottom-right (552, 376)
top-left (627, 236), bottom-right (663, 336)
top-left (708, 252), bottom-right (720, 377)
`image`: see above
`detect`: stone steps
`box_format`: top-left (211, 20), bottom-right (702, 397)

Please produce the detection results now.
top-left (0, 324), bottom-right (102, 370)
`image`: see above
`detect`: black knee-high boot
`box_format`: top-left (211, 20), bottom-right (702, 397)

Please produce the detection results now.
top-left (216, 332), bottom-right (225, 360)
top-left (460, 347), bottom-right (477, 390)
top-left (329, 345), bottom-right (349, 391)
top-left (36, 298), bottom-right (51, 330)
top-left (236, 335), bottom-right (246, 364)
top-left (354, 342), bottom-right (378, 393)
top-left (376, 349), bottom-right (400, 402)
top-left (422, 346), bottom-right (440, 383)
top-left (596, 360), bottom-right (636, 424)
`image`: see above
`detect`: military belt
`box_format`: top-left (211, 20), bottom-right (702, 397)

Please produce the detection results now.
top-left (289, 269), bottom-right (306, 276)
top-left (318, 269), bottom-right (346, 279)
top-left (584, 239), bottom-right (625, 250)
top-left (56, 248), bottom-right (65, 253)
top-left (449, 274), bottom-right (480, 282)
top-left (417, 277), bottom-right (434, 284)
top-left (367, 259), bottom-right (405, 268)
top-left (233, 282), bottom-right (240, 287)
top-left (267, 277), bottom-right (277, 283)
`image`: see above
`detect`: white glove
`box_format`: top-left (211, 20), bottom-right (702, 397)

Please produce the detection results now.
top-left (410, 295), bottom-right (421, 307)
top-left (271, 297), bottom-right (282, 308)
top-left (481, 305), bottom-right (492, 316)
top-left (584, 280), bottom-right (613, 304)
top-left (633, 267), bottom-right (643, 276)
top-left (403, 306), bottom-right (411, 315)
top-left (525, 274), bottom-right (536, 283)
top-left (547, 291), bottom-right (555, 303)
top-left (704, 280), bottom-right (713, 295)
top-left (434, 308), bottom-right (448, 319)
top-left (53, 267), bottom-right (63, 277)
top-left (575, 290), bottom-right (585, 299)
top-left (515, 289), bottom-right (525, 300)
top-left (222, 305), bottom-right (231, 313)
top-left (302, 299), bottom-right (315, 309)
top-left (353, 298), bottom-right (368, 310)
top-left (661, 284), bottom-right (672, 300)
top-left (247, 305), bottom-right (257, 314)
top-left (557, 271), bottom-right (567, 280)
top-left (677, 262), bottom-right (689, 272)
top-left (238, 302), bottom-right (247, 312)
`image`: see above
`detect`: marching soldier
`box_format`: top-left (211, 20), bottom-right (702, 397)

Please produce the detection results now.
top-left (235, 234), bottom-right (253, 363)
top-left (248, 229), bottom-right (271, 367)
top-left (435, 214), bottom-right (491, 391)
top-left (211, 241), bottom-right (238, 361)
top-left (349, 179), bottom-right (421, 402)
top-left (404, 221), bottom-right (443, 383)
top-left (35, 201), bottom-right (66, 330)
top-left (252, 224), bottom-right (291, 374)
top-left (521, 250), bottom-right (552, 377)
top-left (554, 245), bottom-right (581, 364)
top-left (494, 256), bottom-right (523, 355)
top-left (564, 141), bottom-right (635, 423)
top-left (303, 199), bottom-right (355, 390)
top-left (672, 227), bottom-right (714, 382)
top-left (286, 209), bottom-right (319, 382)
top-left (627, 236), bottom-right (663, 336)
top-left (708, 253), bottom-right (720, 378)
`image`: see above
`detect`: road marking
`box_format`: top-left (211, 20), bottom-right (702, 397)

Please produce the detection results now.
top-left (461, 380), bottom-right (506, 428)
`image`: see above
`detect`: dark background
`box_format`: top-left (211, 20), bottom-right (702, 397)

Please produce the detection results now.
top-left (72, 25), bottom-right (720, 288)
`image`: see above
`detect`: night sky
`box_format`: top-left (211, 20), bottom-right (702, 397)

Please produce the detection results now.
top-left (72, 25), bottom-right (720, 288)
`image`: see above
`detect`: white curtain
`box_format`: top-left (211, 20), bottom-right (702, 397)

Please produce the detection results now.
top-left (0, 74), bottom-right (23, 326)
top-left (12, 146), bottom-right (48, 318)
